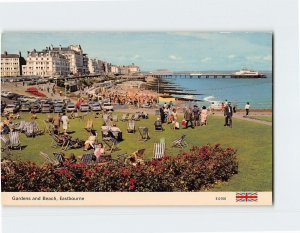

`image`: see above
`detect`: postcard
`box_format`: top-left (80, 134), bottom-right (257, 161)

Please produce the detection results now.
top-left (1, 32), bottom-right (273, 205)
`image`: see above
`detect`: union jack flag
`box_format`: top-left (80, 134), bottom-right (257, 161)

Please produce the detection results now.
top-left (236, 192), bottom-right (258, 202)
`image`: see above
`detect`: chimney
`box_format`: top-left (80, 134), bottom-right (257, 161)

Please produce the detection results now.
top-left (4, 51), bottom-right (8, 56)
top-left (59, 45), bottom-right (62, 50)
top-left (19, 51), bottom-right (22, 57)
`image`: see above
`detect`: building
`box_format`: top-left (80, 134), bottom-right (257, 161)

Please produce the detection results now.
top-left (22, 49), bottom-right (69, 77)
top-left (88, 58), bottom-right (101, 74)
top-left (127, 63), bottom-right (140, 74)
top-left (1, 51), bottom-right (26, 77)
top-left (50, 44), bottom-right (84, 75)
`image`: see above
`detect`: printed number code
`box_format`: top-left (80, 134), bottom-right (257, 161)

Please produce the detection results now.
top-left (215, 197), bottom-right (226, 200)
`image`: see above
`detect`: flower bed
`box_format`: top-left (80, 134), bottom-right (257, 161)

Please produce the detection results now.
top-left (26, 87), bottom-right (46, 97)
top-left (1, 144), bottom-right (238, 192)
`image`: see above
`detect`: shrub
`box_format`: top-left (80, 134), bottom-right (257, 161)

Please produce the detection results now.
top-left (1, 144), bottom-right (238, 192)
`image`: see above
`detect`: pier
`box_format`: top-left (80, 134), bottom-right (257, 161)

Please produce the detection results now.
top-left (150, 72), bottom-right (266, 79)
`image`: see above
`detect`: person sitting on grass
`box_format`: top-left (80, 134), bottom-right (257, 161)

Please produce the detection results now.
top-left (94, 143), bottom-right (106, 162)
top-left (125, 151), bottom-right (145, 167)
top-left (83, 130), bottom-right (97, 151)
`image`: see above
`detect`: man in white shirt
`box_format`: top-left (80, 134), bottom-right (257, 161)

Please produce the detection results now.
top-left (245, 102), bottom-right (250, 116)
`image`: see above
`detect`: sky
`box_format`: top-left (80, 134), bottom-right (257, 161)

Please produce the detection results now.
top-left (1, 32), bottom-right (272, 71)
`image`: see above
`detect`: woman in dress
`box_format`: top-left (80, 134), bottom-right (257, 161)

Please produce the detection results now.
top-left (200, 106), bottom-right (208, 126)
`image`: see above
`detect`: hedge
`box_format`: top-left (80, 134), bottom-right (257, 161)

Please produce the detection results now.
top-left (1, 144), bottom-right (238, 192)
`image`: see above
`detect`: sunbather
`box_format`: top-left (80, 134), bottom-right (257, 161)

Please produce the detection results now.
top-left (84, 130), bottom-right (97, 151)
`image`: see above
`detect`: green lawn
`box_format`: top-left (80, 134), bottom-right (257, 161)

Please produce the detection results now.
top-left (250, 115), bottom-right (273, 122)
top-left (2, 112), bottom-right (272, 191)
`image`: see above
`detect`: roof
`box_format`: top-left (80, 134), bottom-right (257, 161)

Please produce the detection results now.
top-left (1, 54), bottom-right (20, 58)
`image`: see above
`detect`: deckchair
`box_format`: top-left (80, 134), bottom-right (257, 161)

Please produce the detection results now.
top-left (24, 122), bottom-right (34, 137)
top-left (121, 113), bottom-right (129, 121)
top-left (132, 113), bottom-right (140, 121)
top-left (53, 152), bottom-right (65, 164)
top-left (51, 133), bottom-right (65, 148)
top-left (138, 127), bottom-right (150, 141)
top-left (112, 115), bottom-right (118, 122)
top-left (15, 120), bottom-right (26, 132)
top-left (154, 120), bottom-right (163, 131)
top-left (153, 143), bottom-right (165, 159)
top-left (40, 152), bottom-right (58, 165)
top-left (102, 131), bottom-right (120, 153)
top-left (81, 153), bottom-right (95, 164)
top-left (32, 122), bottom-right (45, 136)
top-left (1, 135), bottom-right (10, 152)
top-left (127, 120), bottom-right (135, 133)
top-left (172, 135), bottom-right (188, 148)
top-left (8, 132), bottom-right (21, 150)
top-left (84, 119), bottom-right (93, 132)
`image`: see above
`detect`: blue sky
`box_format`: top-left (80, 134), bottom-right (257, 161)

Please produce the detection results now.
top-left (1, 32), bottom-right (272, 71)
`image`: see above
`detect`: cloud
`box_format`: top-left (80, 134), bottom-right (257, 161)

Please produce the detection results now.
top-left (169, 55), bottom-right (181, 60)
top-left (228, 54), bottom-right (236, 59)
top-left (246, 54), bottom-right (272, 61)
top-left (132, 54), bottom-right (140, 59)
top-left (201, 57), bottom-right (212, 62)
top-left (263, 55), bottom-right (272, 61)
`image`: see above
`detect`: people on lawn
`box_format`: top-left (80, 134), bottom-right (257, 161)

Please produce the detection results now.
top-left (224, 102), bottom-right (233, 128)
top-left (84, 130), bottom-right (97, 151)
top-left (61, 112), bottom-right (69, 135)
top-left (200, 106), bottom-right (208, 126)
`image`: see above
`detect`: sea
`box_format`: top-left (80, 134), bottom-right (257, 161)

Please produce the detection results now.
top-left (164, 72), bottom-right (272, 109)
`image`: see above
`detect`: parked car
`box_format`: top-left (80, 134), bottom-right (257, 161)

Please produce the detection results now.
top-left (102, 102), bottom-right (114, 112)
top-left (6, 92), bottom-right (18, 99)
top-left (90, 102), bottom-right (102, 111)
top-left (1, 91), bottom-right (11, 97)
top-left (66, 103), bottom-right (76, 112)
top-left (30, 104), bottom-right (41, 113)
top-left (4, 104), bottom-right (19, 113)
top-left (20, 103), bottom-right (31, 112)
top-left (80, 103), bottom-right (90, 112)
top-left (41, 104), bottom-right (52, 113)
top-left (53, 104), bottom-right (64, 113)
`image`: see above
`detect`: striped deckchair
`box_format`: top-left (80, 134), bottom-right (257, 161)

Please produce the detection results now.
top-left (15, 120), bottom-right (26, 132)
top-left (153, 143), bottom-right (165, 160)
top-left (53, 152), bottom-right (65, 164)
top-left (8, 132), bottom-right (21, 150)
top-left (121, 113), bottom-right (129, 121)
top-left (81, 153), bottom-right (95, 164)
top-left (40, 152), bottom-right (57, 165)
top-left (1, 135), bottom-right (10, 152)
top-left (138, 126), bottom-right (150, 141)
top-left (172, 135), bottom-right (187, 148)
top-left (84, 119), bottom-right (93, 132)
top-left (127, 120), bottom-right (135, 133)
top-left (24, 122), bottom-right (34, 137)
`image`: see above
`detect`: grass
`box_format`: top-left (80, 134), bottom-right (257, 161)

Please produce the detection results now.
top-left (250, 115), bottom-right (273, 122)
top-left (2, 111), bottom-right (273, 191)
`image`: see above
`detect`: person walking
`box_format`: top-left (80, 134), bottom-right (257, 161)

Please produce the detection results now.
top-left (192, 105), bottom-right (200, 127)
top-left (184, 107), bottom-right (194, 129)
top-left (224, 102), bottom-right (233, 128)
top-left (61, 112), bottom-right (69, 135)
top-left (200, 106), bottom-right (208, 126)
top-left (245, 102), bottom-right (250, 116)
